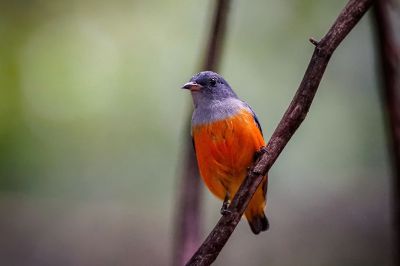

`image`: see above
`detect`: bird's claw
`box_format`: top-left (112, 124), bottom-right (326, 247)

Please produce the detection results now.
top-left (220, 195), bottom-right (231, 215)
top-left (254, 146), bottom-right (269, 161)
top-left (220, 204), bottom-right (232, 216)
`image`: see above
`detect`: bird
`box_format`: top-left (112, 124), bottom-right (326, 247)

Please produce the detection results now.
top-left (182, 71), bottom-right (269, 234)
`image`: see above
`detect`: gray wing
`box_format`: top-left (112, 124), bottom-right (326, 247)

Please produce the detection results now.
top-left (244, 102), bottom-right (268, 196)
top-left (244, 102), bottom-right (263, 136)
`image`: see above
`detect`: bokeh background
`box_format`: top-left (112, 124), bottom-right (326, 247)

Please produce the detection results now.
top-left (0, 0), bottom-right (395, 265)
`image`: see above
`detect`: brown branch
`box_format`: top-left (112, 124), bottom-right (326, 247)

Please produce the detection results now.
top-left (202, 0), bottom-right (231, 71)
top-left (173, 130), bottom-right (203, 266)
top-left (186, 0), bottom-right (374, 265)
top-left (373, 1), bottom-right (400, 265)
top-left (173, 1), bottom-right (231, 265)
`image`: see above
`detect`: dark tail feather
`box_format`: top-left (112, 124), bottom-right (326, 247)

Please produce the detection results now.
top-left (248, 213), bottom-right (269, 235)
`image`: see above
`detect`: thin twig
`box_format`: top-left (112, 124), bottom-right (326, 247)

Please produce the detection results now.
top-left (186, 0), bottom-right (374, 265)
top-left (173, 129), bottom-right (203, 266)
top-left (173, 1), bottom-right (232, 265)
top-left (373, 1), bottom-right (400, 265)
top-left (202, 0), bottom-right (231, 71)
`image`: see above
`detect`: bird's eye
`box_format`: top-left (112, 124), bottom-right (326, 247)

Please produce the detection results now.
top-left (210, 78), bottom-right (217, 86)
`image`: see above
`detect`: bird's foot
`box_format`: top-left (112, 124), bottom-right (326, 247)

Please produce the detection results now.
top-left (220, 203), bottom-right (232, 215)
top-left (220, 194), bottom-right (231, 215)
top-left (254, 146), bottom-right (269, 161)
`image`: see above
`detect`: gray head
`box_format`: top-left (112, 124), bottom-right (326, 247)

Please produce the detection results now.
top-left (182, 71), bottom-right (237, 107)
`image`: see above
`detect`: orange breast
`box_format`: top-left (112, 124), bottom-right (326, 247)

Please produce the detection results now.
top-left (192, 109), bottom-right (265, 200)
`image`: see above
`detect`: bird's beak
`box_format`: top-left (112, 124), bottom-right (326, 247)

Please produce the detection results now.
top-left (181, 81), bottom-right (203, 92)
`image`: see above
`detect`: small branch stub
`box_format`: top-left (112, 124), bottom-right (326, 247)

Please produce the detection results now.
top-left (309, 37), bottom-right (319, 46)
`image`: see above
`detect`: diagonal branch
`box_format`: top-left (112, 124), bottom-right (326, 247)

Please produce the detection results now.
top-left (373, 1), bottom-right (400, 265)
top-left (186, 0), bottom-right (374, 265)
top-left (173, 1), bottom-right (231, 265)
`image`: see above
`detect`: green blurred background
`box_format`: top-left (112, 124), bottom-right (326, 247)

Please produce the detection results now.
top-left (0, 0), bottom-right (394, 265)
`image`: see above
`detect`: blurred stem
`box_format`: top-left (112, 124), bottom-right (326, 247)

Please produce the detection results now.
top-left (372, 1), bottom-right (400, 265)
top-left (202, 0), bottom-right (231, 71)
top-left (173, 128), bottom-right (202, 266)
top-left (186, 0), bottom-right (374, 265)
top-left (173, 0), bottom-right (231, 265)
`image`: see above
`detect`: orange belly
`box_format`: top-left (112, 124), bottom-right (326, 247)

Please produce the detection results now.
top-left (192, 109), bottom-right (267, 219)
